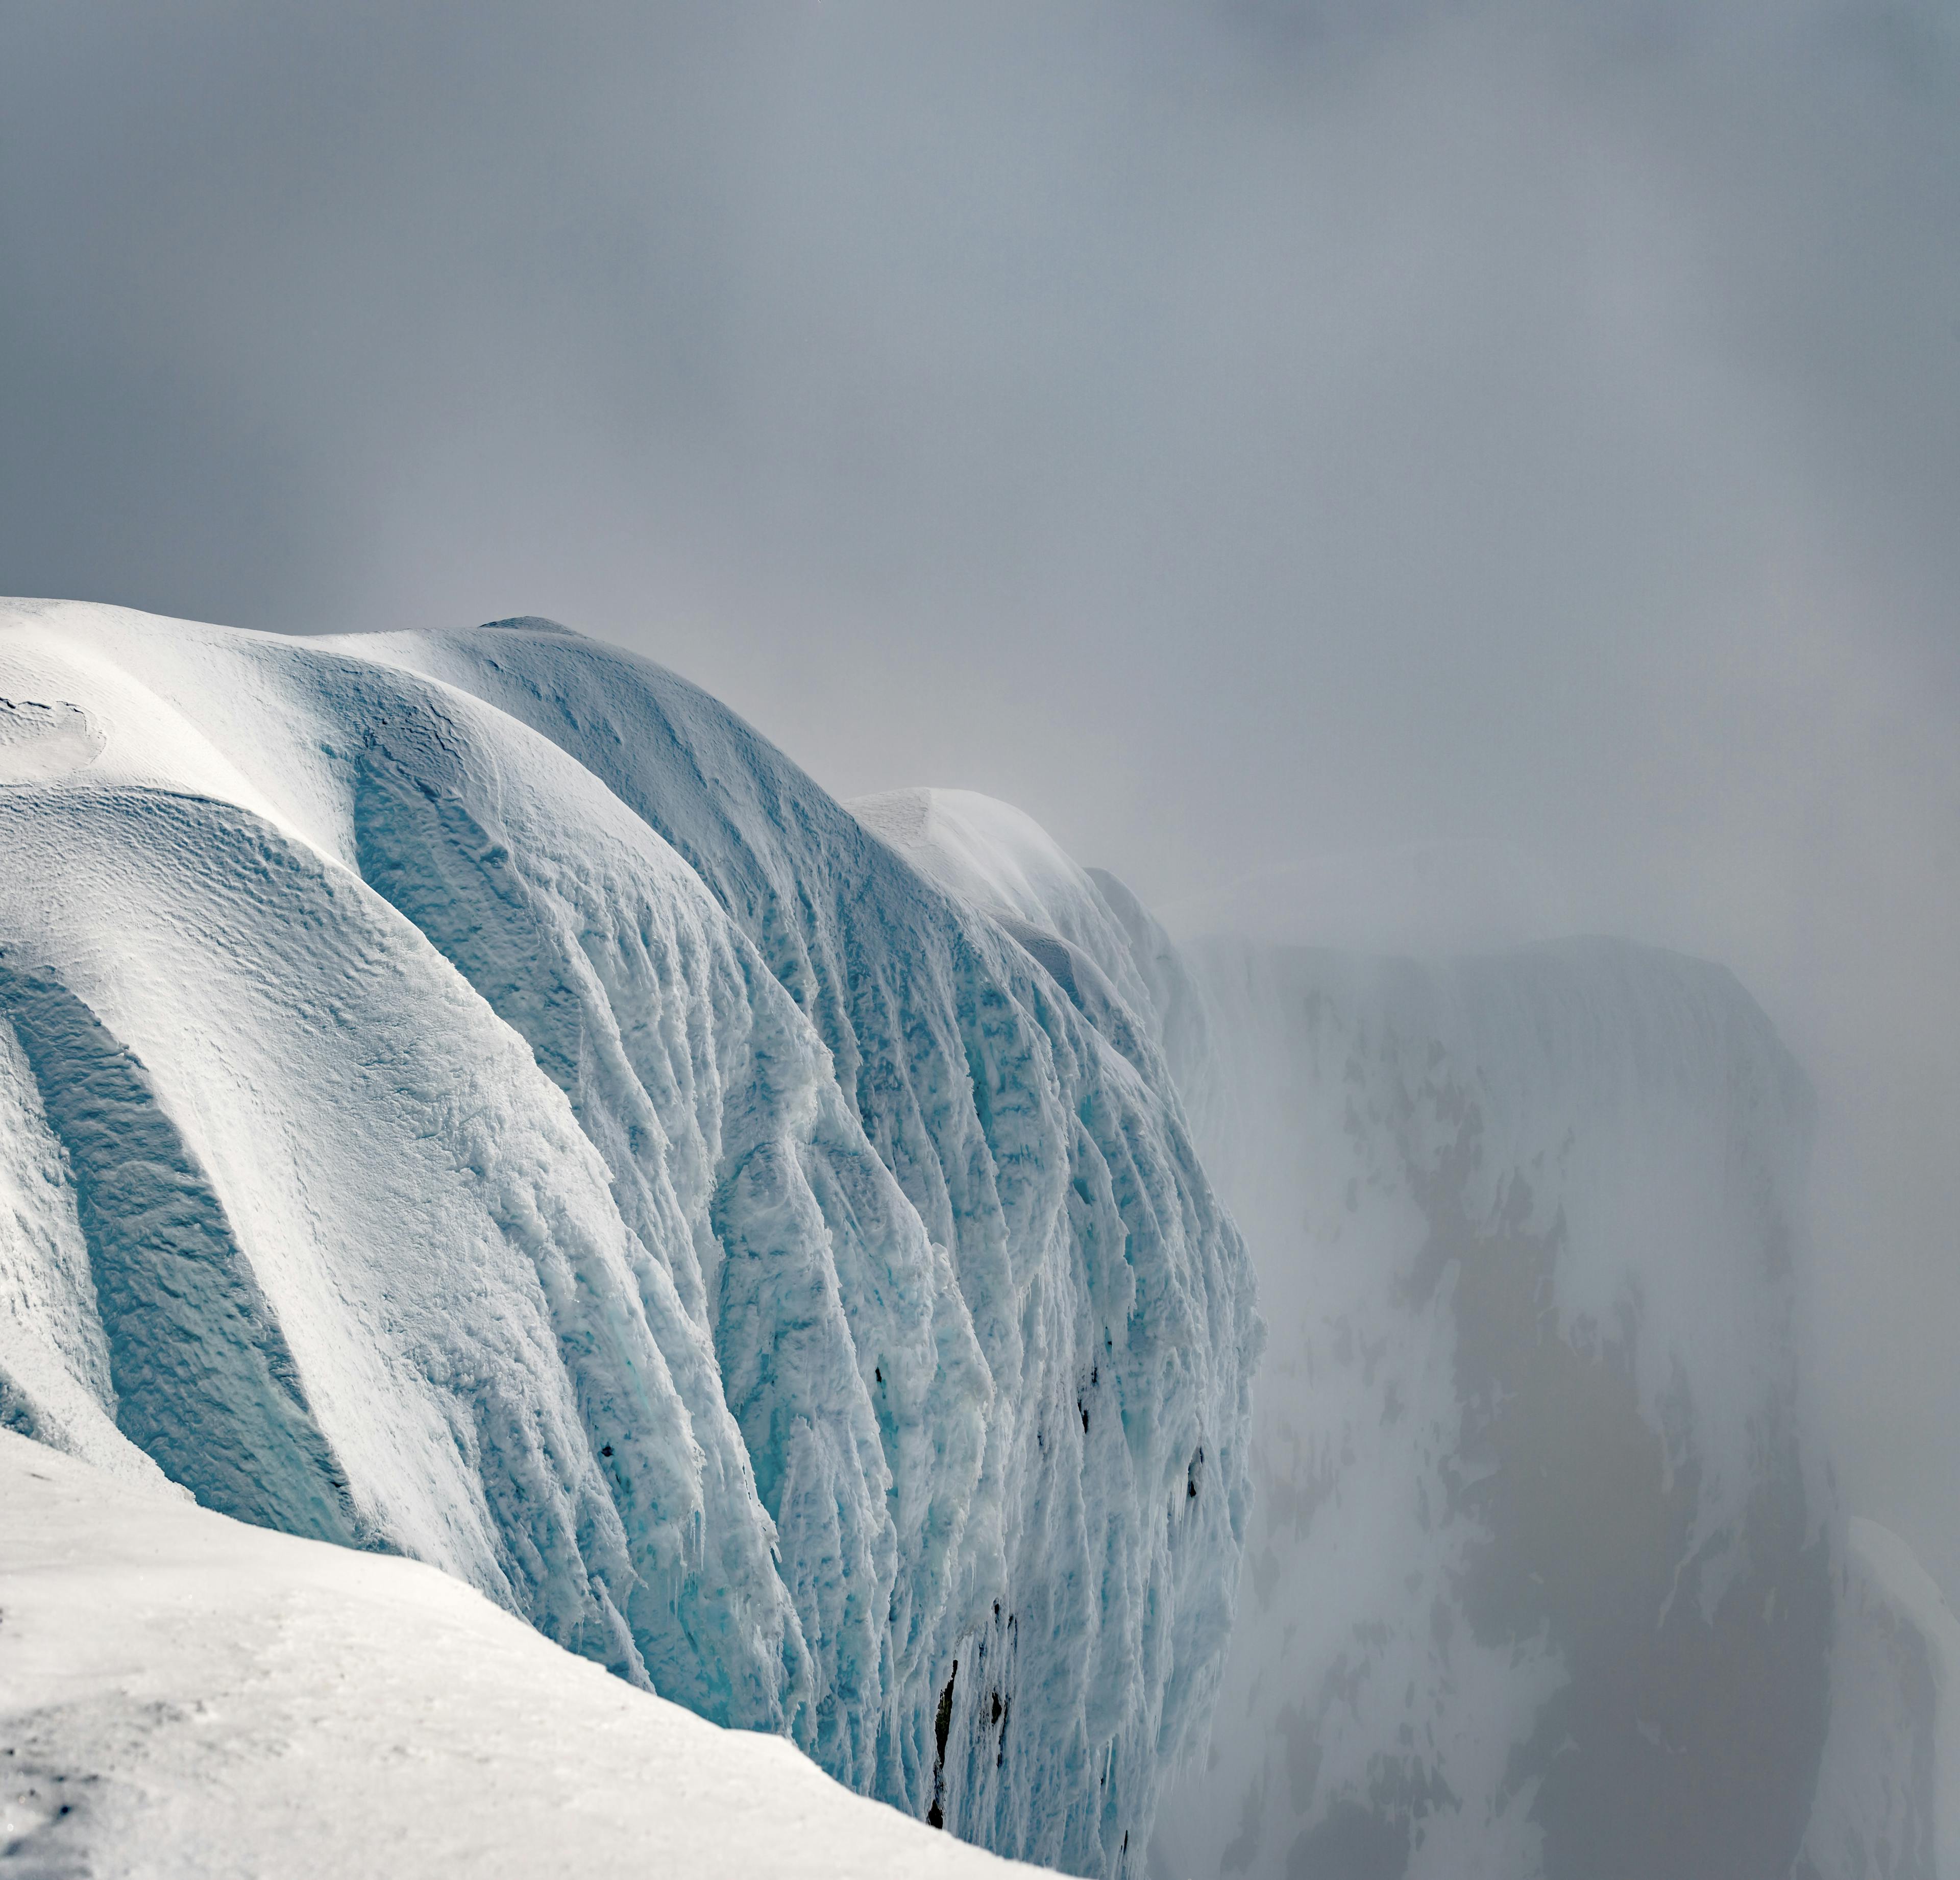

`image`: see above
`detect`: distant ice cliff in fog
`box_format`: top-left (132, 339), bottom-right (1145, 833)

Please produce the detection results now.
top-left (0, 602), bottom-right (1256, 1877)
top-left (1802, 1516), bottom-right (1960, 1880)
top-left (1141, 921), bottom-right (1955, 1880)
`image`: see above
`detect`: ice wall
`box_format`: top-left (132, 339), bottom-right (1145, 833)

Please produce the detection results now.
top-left (0, 601), bottom-right (1257, 1877)
top-left (1799, 1518), bottom-right (1960, 1880)
top-left (1150, 937), bottom-right (1835, 1880)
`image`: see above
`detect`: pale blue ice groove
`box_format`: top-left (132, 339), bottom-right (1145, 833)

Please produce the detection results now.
top-left (0, 600), bottom-right (1259, 1877)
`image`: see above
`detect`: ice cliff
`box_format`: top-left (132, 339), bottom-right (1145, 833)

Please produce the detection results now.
top-left (1799, 1517), bottom-right (1960, 1880)
top-left (0, 601), bottom-right (1257, 1877)
top-left (10, 599), bottom-right (1939, 1879)
top-left (1147, 935), bottom-right (1854, 1880)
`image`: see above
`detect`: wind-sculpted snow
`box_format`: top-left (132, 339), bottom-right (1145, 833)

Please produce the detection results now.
top-left (0, 1429), bottom-right (1052, 1880)
top-left (1151, 938), bottom-right (1835, 1880)
top-left (0, 958), bottom-right (358, 1543)
top-left (0, 600), bottom-right (1256, 1877)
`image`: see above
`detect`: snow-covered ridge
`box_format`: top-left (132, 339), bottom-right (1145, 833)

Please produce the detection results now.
top-left (0, 600), bottom-right (1258, 1877)
top-left (850, 787), bottom-right (1226, 1141)
top-left (0, 1428), bottom-right (1047, 1879)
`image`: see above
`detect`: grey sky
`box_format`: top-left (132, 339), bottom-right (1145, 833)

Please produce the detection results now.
top-left (4, 0), bottom-right (1957, 1593)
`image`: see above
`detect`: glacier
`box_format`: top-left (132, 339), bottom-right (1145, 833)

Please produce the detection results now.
top-left (8, 596), bottom-right (1948, 1880)
top-left (1139, 922), bottom-right (1957, 1880)
top-left (0, 600), bottom-right (1258, 1877)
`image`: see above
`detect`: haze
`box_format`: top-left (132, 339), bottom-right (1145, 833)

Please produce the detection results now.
top-left (2, 0), bottom-right (1955, 1600)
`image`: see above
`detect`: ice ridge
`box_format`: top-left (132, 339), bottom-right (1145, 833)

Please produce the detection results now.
top-left (0, 600), bottom-right (1257, 1878)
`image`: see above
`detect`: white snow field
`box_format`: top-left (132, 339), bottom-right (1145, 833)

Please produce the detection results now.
top-left (0, 601), bottom-right (1258, 1877)
top-left (0, 1427), bottom-right (1049, 1879)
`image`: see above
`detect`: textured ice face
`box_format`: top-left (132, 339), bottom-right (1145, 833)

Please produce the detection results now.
top-left (0, 601), bottom-right (1258, 1877)
top-left (1152, 939), bottom-right (1837, 1880)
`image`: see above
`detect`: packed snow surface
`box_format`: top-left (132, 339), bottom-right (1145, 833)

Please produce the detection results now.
top-left (0, 1428), bottom-right (1049, 1878)
top-left (0, 601), bottom-right (1257, 1876)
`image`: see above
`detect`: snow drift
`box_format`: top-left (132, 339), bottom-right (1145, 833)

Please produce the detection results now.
top-left (0, 1427), bottom-right (1049, 1879)
top-left (0, 601), bottom-right (1257, 1877)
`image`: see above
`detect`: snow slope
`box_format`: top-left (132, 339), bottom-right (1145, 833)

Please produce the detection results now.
top-left (0, 601), bottom-right (1257, 1877)
top-left (0, 1426), bottom-right (1046, 1878)
top-left (1148, 937), bottom-right (1834, 1880)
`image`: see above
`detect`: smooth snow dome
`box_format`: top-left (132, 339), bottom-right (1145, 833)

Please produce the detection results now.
top-left (852, 789), bottom-right (1107, 948)
top-left (0, 1428), bottom-right (1046, 1878)
top-left (1163, 840), bottom-right (1575, 957)
top-left (851, 786), bottom-right (1232, 1211)
top-left (0, 599), bottom-right (1259, 1878)
top-left (854, 788), bottom-right (1166, 1051)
